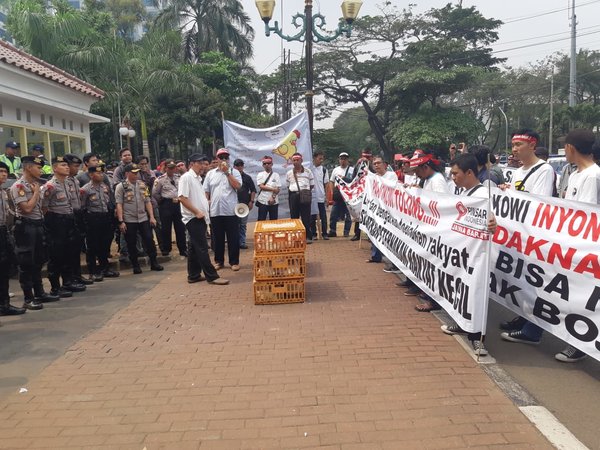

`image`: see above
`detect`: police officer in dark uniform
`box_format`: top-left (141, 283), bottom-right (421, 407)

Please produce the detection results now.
top-left (64, 154), bottom-right (92, 286)
top-left (152, 159), bottom-right (186, 257)
top-left (41, 156), bottom-right (86, 298)
top-left (80, 165), bottom-right (120, 281)
top-left (10, 156), bottom-right (59, 309)
top-left (115, 163), bottom-right (164, 274)
top-left (0, 161), bottom-right (26, 316)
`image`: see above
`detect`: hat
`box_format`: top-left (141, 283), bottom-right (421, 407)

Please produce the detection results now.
top-left (51, 156), bottom-right (67, 164)
top-left (339, 152), bottom-right (349, 158)
top-left (188, 153), bottom-right (203, 162)
top-left (409, 153), bottom-right (436, 168)
top-left (21, 156), bottom-right (43, 166)
top-left (165, 159), bottom-right (176, 168)
top-left (88, 165), bottom-right (105, 173)
top-left (394, 154), bottom-right (409, 162)
top-left (124, 163), bottom-right (140, 173)
top-left (216, 148), bottom-right (230, 157)
top-left (64, 154), bottom-right (82, 164)
top-left (233, 159), bottom-right (244, 167)
top-left (31, 144), bottom-right (44, 153)
top-left (5, 141), bottom-right (19, 149)
top-left (0, 161), bottom-right (9, 172)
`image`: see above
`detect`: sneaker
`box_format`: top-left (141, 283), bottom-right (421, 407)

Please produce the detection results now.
top-left (187, 275), bottom-right (206, 283)
top-left (322, 235), bottom-right (329, 240)
top-left (500, 330), bottom-right (540, 345)
top-left (306, 239), bottom-right (313, 244)
top-left (405, 286), bottom-right (422, 296)
top-left (208, 278), bottom-right (229, 285)
top-left (499, 316), bottom-right (527, 331)
top-left (441, 324), bottom-right (468, 335)
top-left (555, 345), bottom-right (587, 363)
top-left (231, 265), bottom-right (240, 272)
top-left (471, 340), bottom-right (489, 356)
top-left (214, 263), bottom-right (223, 270)
top-left (383, 266), bottom-right (401, 274)
top-left (327, 232), bottom-right (337, 238)
top-left (396, 279), bottom-right (414, 288)
top-left (350, 235), bottom-right (360, 241)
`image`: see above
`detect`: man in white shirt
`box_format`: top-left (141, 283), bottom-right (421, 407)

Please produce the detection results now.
top-left (203, 148), bottom-right (242, 271)
top-left (286, 152), bottom-right (314, 242)
top-left (178, 154), bottom-right (228, 285)
top-left (255, 156), bottom-right (281, 221)
top-left (367, 157), bottom-right (398, 263)
top-left (310, 151), bottom-right (329, 240)
top-left (500, 129), bottom-right (556, 345)
top-left (328, 152), bottom-right (354, 237)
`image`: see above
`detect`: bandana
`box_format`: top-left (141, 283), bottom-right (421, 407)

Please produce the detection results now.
top-left (511, 134), bottom-right (537, 145)
top-left (409, 153), bottom-right (440, 168)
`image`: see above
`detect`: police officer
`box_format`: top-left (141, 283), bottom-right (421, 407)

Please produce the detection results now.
top-left (64, 154), bottom-right (92, 286)
top-left (0, 161), bottom-right (26, 316)
top-left (31, 144), bottom-right (52, 176)
top-left (115, 163), bottom-right (163, 274)
top-left (42, 156), bottom-right (86, 298)
top-left (1, 141), bottom-right (22, 178)
top-left (80, 165), bottom-right (120, 281)
top-left (152, 159), bottom-right (186, 257)
top-left (10, 156), bottom-right (59, 309)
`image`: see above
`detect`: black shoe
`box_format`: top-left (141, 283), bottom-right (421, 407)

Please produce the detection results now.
top-left (34, 292), bottom-right (60, 303)
top-left (350, 235), bottom-right (360, 241)
top-left (322, 235), bottom-right (329, 240)
top-left (0, 305), bottom-right (26, 315)
top-left (499, 316), bottom-right (527, 331)
top-left (161, 251), bottom-right (170, 256)
top-left (187, 275), bottom-right (206, 283)
top-left (77, 277), bottom-right (94, 286)
top-left (23, 300), bottom-right (43, 310)
top-left (133, 266), bottom-right (142, 274)
top-left (343, 233), bottom-right (350, 237)
top-left (150, 262), bottom-right (164, 271)
top-left (50, 288), bottom-right (73, 298)
top-left (63, 283), bottom-right (86, 293)
top-left (239, 244), bottom-right (248, 249)
top-left (396, 279), bottom-right (414, 288)
top-left (102, 270), bottom-right (120, 278)
top-left (92, 274), bottom-right (104, 282)
top-left (327, 232), bottom-right (337, 238)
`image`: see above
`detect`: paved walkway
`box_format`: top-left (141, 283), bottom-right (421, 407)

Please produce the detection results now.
top-left (0, 232), bottom-right (552, 449)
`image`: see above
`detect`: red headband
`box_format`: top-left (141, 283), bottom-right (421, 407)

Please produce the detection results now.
top-left (511, 135), bottom-right (537, 144)
top-left (409, 153), bottom-right (440, 168)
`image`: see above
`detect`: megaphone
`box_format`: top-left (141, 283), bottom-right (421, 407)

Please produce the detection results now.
top-left (235, 203), bottom-right (249, 218)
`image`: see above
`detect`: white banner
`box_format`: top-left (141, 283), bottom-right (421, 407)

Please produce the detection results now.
top-left (336, 160), bottom-right (369, 221)
top-left (490, 190), bottom-right (600, 360)
top-left (223, 111), bottom-right (312, 219)
top-left (361, 173), bottom-right (491, 333)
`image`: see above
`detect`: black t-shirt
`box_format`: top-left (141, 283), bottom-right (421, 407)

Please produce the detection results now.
top-left (237, 171), bottom-right (257, 205)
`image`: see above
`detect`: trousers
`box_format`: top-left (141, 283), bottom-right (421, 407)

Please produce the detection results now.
top-left (210, 215), bottom-right (240, 266)
top-left (186, 218), bottom-right (219, 281)
top-left (45, 212), bottom-right (76, 289)
top-left (124, 221), bottom-right (157, 266)
top-left (289, 192), bottom-right (312, 239)
top-left (13, 219), bottom-right (46, 299)
top-left (158, 201), bottom-right (186, 255)
top-left (85, 212), bottom-right (113, 275)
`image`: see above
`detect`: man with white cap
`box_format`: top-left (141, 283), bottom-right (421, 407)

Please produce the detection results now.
top-left (328, 152), bottom-right (354, 237)
top-left (203, 148), bottom-right (242, 271)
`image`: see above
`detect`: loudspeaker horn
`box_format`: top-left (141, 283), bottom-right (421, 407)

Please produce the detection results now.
top-left (235, 202), bottom-right (250, 218)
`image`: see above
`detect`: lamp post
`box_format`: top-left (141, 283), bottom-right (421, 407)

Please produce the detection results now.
top-left (119, 119), bottom-right (136, 153)
top-left (255, 0), bottom-right (362, 143)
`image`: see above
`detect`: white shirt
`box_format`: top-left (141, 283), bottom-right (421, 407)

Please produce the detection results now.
top-left (311, 164), bottom-right (329, 203)
top-left (178, 169), bottom-right (210, 225)
top-left (330, 165), bottom-right (354, 185)
top-left (256, 170), bottom-right (281, 205)
top-left (510, 160), bottom-right (555, 196)
top-left (203, 167), bottom-right (243, 217)
top-left (565, 163), bottom-right (600, 204)
top-left (286, 167), bottom-right (314, 191)
top-left (377, 170), bottom-right (398, 183)
top-left (404, 173), bottom-right (418, 187)
top-left (423, 172), bottom-right (451, 194)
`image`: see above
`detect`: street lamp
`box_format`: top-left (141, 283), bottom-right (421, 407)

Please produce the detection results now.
top-left (255, 0), bottom-right (362, 142)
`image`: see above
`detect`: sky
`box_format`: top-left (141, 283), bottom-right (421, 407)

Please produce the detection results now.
top-left (241, 0), bottom-right (600, 127)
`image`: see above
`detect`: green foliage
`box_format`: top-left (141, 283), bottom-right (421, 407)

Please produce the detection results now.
top-left (313, 107), bottom-right (373, 162)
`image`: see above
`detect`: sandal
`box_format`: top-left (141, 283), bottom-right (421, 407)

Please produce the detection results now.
top-left (414, 301), bottom-right (441, 312)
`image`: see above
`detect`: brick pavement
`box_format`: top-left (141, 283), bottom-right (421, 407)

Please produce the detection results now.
top-left (0, 230), bottom-right (553, 449)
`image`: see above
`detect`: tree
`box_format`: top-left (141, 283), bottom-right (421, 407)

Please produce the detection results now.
top-left (155, 0), bottom-right (254, 63)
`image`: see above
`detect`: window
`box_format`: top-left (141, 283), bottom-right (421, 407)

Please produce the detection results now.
top-left (26, 111), bottom-right (31, 122)
top-left (50, 133), bottom-right (67, 156)
top-left (62, 119), bottom-right (66, 129)
top-left (0, 104), bottom-right (3, 117)
top-left (69, 136), bottom-right (84, 154)
top-left (16, 108), bottom-right (21, 120)
top-left (69, 120), bottom-right (73, 131)
top-left (49, 116), bottom-right (53, 127)
top-left (41, 114), bottom-right (45, 125)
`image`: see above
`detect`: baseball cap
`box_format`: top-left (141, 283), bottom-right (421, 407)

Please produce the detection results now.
top-left (339, 152), bottom-right (349, 158)
top-left (124, 163), bottom-right (140, 173)
top-left (5, 141), bottom-right (19, 149)
top-left (216, 148), bottom-right (230, 157)
top-left (32, 144), bottom-right (44, 152)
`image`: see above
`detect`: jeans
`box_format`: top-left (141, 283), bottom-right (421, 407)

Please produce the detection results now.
top-left (329, 200), bottom-right (352, 236)
top-left (257, 201), bottom-right (278, 221)
top-left (370, 243), bottom-right (382, 262)
top-left (310, 202), bottom-right (328, 238)
top-left (521, 321), bottom-right (544, 341)
top-left (239, 214), bottom-right (249, 246)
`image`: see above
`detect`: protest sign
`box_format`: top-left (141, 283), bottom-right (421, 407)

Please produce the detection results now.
top-left (223, 111), bottom-right (311, 219)
top-left (360, 173), bottom-right (491, 333)
top-left (336, 160), bottom-right (369, 221)
top-left (490, 189), bottom-right (600, 360)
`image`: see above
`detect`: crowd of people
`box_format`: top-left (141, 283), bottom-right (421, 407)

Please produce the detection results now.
top-left (2, 128), bottom-right (598, 366)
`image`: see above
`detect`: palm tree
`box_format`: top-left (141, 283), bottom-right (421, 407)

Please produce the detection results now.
top-left (155, 0), bottom-right (254, 64)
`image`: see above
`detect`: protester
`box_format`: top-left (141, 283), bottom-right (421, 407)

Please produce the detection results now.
top-left (175, 160), bottom-right (187, 176)
top-left (366, 157), bottom-right (397, 263)
top-left (553, 129), bottom-right (600, 362)
top-left (441, 153), bottom-right (497, 356)
top-left (500, 129), bottom-right (556, 344)
top-left (328, 152), bottom-right (354, 238)
top-left (468, 145), bottom-right (502, 186)
top-left (255, 156), bottom-right (280, 221)
top-left (286, 152), bottom-right (314, 243)
top-left (112, 148), bottom-right (134, 183)
top-left (310, 151), bottom-right (329, 240)
top-left (233, 159), bottom-right (256, 249)
top-left (178, 154), bottom-right (228, 285)
top-left (204, 148), bottom-right (242, 271)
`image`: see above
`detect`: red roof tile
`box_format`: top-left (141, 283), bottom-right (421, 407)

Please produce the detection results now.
top-left (0, 39), bottom-right (105, 99)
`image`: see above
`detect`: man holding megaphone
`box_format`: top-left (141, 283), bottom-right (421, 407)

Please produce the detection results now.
top-left (233, 159), bottom-right (256, 249)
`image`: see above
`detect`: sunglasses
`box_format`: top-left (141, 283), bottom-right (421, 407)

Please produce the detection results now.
top-left (217, 155), bottom-right (229, 160)
top-left (263, 162), bottom-right (272, 165)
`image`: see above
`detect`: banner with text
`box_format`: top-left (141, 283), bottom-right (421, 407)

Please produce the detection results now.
top-left (490, 189), bottom-right (600, 360)
top-left (361, 173), bottom-right (491, 333)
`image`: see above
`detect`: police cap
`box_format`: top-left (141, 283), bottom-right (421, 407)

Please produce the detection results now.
top-left (64, 154), bottom-right (83, 164)
top-left (124, 163), bottom-right (140, 173)
top-left (51, 156), bottom-right (68, 164)
top-left (21, 156), bottom-right (44, 166)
